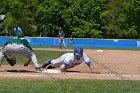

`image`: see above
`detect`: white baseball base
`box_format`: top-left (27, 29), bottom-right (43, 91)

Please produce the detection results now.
top-left (42, 69), bottom-right (61, 74)
top-left (97, 50), bottom-right (103, 52)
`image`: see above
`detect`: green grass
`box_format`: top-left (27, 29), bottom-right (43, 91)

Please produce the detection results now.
top-left (2, 50), bottom-right (69, 65)
top-left (0, 78), bottom-right (140, 93)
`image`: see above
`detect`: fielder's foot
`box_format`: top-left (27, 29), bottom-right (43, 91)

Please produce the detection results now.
top-left (42, 59), bottom-right (52, 68)
top-left (36, 67), bottom-right (42, 73)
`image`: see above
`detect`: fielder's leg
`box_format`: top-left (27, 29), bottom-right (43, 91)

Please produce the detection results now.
top-left (0, 51), bottom-right (4, 67)
top-left (31, 53), bottom-right (42, 72)
top-left (24, 58), bottom-right (31, 66)
top-left (31, 53), bottom-right (40, 67)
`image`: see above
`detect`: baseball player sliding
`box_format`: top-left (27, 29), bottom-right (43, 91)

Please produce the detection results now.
top-left (0, 37), bottom-right (42, 72)
top-left (42, 47), bottom-right (94, 72)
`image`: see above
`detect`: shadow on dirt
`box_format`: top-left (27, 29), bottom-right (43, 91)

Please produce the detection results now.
top-left (61, 69), bottom-right (101, 74)
top-left (65, 70), bottom-right (81, 73)
top-left (4, 70), bottom-right (34, 73)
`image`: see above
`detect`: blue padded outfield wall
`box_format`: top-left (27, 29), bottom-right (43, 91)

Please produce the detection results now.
top-left (0, 37), bottom-right (140, 48)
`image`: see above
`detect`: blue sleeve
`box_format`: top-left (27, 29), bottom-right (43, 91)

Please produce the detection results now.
top-left (86, 60), bottom-right (92, 66)
top-left (63, 61), bottom-right (69, 67)
top-left (14, 28), bottom-right (16, 33)
top-left (19, 27), bottom-right (22, 32)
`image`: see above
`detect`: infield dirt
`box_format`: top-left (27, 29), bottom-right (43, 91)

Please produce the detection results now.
top-left (0, 48), bottom-right (140, 80)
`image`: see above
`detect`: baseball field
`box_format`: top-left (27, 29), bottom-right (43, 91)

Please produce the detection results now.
top-left (0, 48), bottom-right (140, 93)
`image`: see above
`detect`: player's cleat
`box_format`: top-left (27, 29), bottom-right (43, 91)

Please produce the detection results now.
top-left (42, 63), bottom-right (49, 68)
top-left (46, 64), bottom-right (55, 69)
top-left (42, 59), bottom-right (52, 68)
top-left (36, 67), bottom-right (42, 73)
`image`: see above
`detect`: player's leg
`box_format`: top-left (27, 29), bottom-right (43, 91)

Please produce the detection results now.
top-left (42, 56), bottom-right (64, 68)
top-left (70, 41), bottom-right (74, 46)
top-left (8, 44), bottom-right (42, 72)
top-left (18, 45), bottom-right (42, 72)
top-left (0, 51), bottom-right (4, 66)
top-left (31, 53), bottom-right (42, 72)
top-left (24, 58), bottom-right (31, 66)
top-left (63, 40), bottom-right (67, 49)
top-left (70, 41), bottom-right (72, 46)
top-left (59, 38), bottom-right (63, 49)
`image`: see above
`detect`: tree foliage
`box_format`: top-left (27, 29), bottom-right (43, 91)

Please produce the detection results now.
top-left (0, 0), bottom-right (140, 38)
top-left (108, 0), bottom-right (140, 38)
top-left (0, 0), bottom-right (38, 36)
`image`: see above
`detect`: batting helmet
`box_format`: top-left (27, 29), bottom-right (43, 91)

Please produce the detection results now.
top-left (74, 47), bottom-right (83, 57)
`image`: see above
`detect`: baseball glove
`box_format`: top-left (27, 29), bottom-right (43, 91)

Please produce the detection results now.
top-left (6, 56), bottom-right (16, 66)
